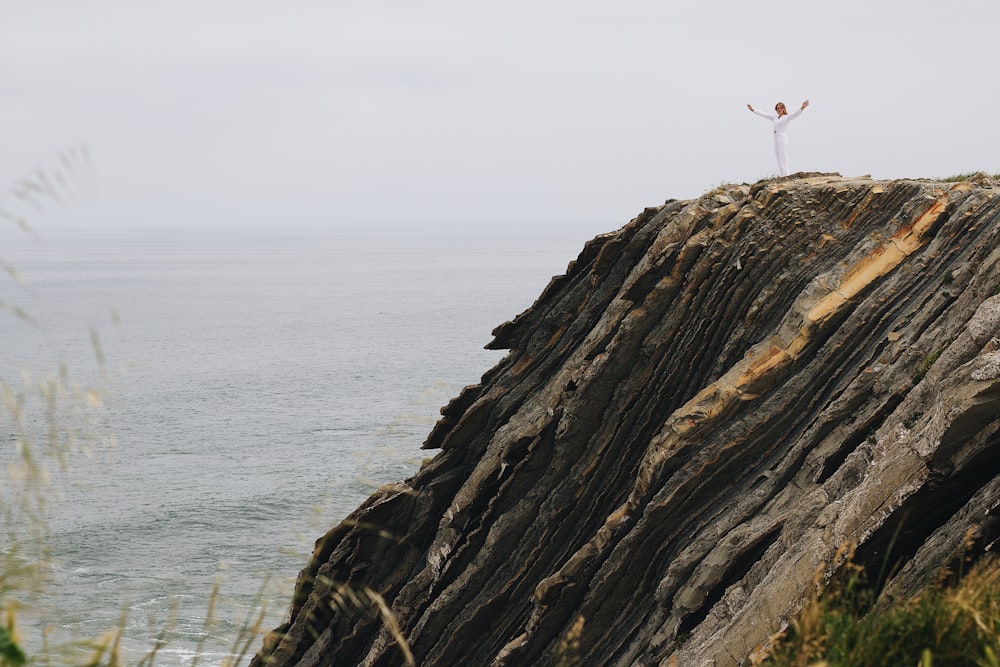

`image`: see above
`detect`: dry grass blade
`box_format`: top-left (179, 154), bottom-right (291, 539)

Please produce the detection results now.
top-left (190, 578), bottom-right (223, 667)
top-left (363, 587), bottom-right (415, 667)
top-left (227, 603), bottom-right (270, 667)
top-left (340, 519), bottom-right (398, 541)
top-left (135, 599), bottom-right (179, 667)
top-left (225, 576), bottom-right (272, 667)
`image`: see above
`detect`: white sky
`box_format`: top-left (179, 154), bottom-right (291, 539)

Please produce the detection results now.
top-left (3, 0), bottom-right (998, 233)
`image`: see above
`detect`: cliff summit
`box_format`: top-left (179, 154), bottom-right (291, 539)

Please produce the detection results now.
top-left (255, 173), bottom-right (1000, 666)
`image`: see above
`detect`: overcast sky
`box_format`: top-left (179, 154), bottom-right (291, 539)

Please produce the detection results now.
top-left (3, 1), bottom-right (998, 234)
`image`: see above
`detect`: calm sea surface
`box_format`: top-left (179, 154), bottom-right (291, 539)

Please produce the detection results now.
top-left (0, 224), bottom-right (598, 664)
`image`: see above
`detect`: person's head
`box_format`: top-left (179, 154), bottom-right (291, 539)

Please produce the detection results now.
top-left (775, 102), bottom-right (787, 117)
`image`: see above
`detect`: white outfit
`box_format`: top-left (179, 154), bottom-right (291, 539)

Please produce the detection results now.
top-left (752, 107), bottom-right (805, 176)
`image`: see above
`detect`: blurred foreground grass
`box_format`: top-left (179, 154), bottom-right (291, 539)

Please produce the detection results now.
top-left (0, 149), bottom-right (417, 666)
top-left (757, 541), bottom-right (1000, 667)
top-left (0, 149), bottom-right (271, 665)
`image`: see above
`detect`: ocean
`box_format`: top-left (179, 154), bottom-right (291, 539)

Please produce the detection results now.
top-left (0, 223), bottom-right (600, 664)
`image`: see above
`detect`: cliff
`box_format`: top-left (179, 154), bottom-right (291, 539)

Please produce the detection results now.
top-left (253, 173), bottom-right (1000, 667)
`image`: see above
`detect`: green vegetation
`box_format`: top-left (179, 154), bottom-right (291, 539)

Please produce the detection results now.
top-left (936, 172), bottom-right (1000, 183)
top-left (913, 347), bottom-right (945, 384)
top-left (758, 546), bottom-right (1000, 667)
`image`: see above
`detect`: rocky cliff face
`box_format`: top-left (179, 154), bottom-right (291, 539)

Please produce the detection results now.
top-left (253, 173), bottom-right (1000, 667)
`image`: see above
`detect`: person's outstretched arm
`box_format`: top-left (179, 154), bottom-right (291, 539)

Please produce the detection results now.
top-left (747, 104), bottom-right (776, 121)
top-left (786, 99), bottom-right (810, 121)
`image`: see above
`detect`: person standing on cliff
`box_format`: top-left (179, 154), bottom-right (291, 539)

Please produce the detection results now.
top-left (747, 100), bottom-right (809, 177)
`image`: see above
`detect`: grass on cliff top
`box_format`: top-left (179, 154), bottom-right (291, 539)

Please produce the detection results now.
top-left (758, 548), bottom-right (1000, 667)
top-left (937, 172), bottom-right (1000, 183)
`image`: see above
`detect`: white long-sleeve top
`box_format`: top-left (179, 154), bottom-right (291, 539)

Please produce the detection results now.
top-left (752, 107), bottom-right (804, 134)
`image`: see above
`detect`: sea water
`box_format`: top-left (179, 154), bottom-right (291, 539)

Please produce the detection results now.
top-left (0, 223), bottom-right (600, 664)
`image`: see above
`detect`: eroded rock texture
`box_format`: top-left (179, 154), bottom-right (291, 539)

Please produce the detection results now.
top-left (254, 173), bottom-right (1000, 667)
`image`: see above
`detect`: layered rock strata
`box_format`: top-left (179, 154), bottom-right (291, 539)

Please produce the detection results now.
top-left (254, 173), bottom-right (1000, 667)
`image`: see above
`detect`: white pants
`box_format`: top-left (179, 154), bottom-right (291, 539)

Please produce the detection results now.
top-left (773, 132), bottom-right (789, 176)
